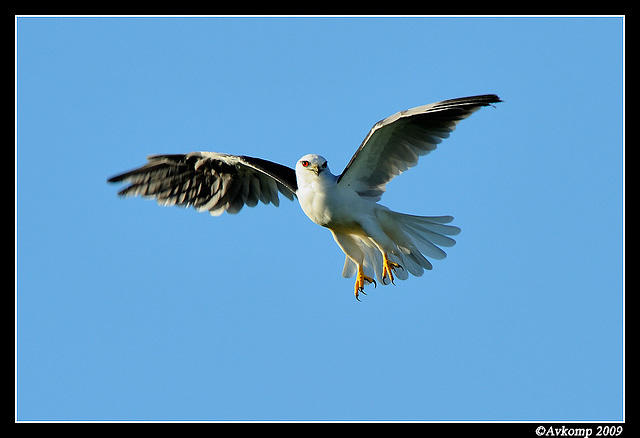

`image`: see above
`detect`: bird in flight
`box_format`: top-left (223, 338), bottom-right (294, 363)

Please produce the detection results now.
top-left (108, 94), bottom-right (501, 300)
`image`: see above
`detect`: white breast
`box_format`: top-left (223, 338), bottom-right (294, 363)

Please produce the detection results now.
top-left (296, 172), bottom-right (374, 232)
top-left (297, 176), bottom-right (335, 227)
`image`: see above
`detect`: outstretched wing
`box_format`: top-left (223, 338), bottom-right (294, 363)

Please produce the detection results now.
top-left (337, 94), bottom-right (501, 201)
top-left (107, 152), bottom-right (297, 216)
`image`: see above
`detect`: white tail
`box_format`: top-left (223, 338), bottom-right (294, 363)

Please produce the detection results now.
top-left (341, 211), bottom-right (460, 284)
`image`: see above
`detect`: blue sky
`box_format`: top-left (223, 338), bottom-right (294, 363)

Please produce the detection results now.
top-left (16, 16), bottom-right (624, 421)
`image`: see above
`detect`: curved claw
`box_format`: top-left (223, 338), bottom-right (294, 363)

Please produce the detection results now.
top-left (354, 267), bottom-right (376, 301)
top-left (363, 275), bottom-right (376, 288)
top-left (382, 255), bottom-right (403, 286)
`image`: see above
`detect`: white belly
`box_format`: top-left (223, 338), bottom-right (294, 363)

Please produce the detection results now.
top-left (297, 178), bottom-right (374, 235)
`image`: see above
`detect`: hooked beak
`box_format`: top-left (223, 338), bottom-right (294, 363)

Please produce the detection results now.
top-left (312, 165), bottom-right (322, 175)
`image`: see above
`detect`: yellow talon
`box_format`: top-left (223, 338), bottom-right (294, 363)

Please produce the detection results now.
top-left (382, 254), bottom-right (403, 285)
top-left (354, 265), bottom-right (376, 301)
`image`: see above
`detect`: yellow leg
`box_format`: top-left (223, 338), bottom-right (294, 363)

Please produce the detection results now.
top-left (354, 264), bottom-right (376, 301)
top-left (382, 253), bottom-right (403, 285)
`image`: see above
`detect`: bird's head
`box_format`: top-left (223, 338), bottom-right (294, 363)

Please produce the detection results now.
top-left (295, 154), bottom-right (331, 180)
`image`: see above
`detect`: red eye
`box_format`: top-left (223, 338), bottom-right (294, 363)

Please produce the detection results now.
top-left (301, 160), bottom-right (310, 167)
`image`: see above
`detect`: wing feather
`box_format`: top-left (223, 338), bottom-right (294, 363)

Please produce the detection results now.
top-left (337, 94), bottom-right (501, 201)
top-left (107, 152), bottom-right (297, 216)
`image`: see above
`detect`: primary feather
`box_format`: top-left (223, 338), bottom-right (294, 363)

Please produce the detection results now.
top-left (338, 94), bottom-right (501, 201)
top-left (107, 152), bottom-right (297, 216)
